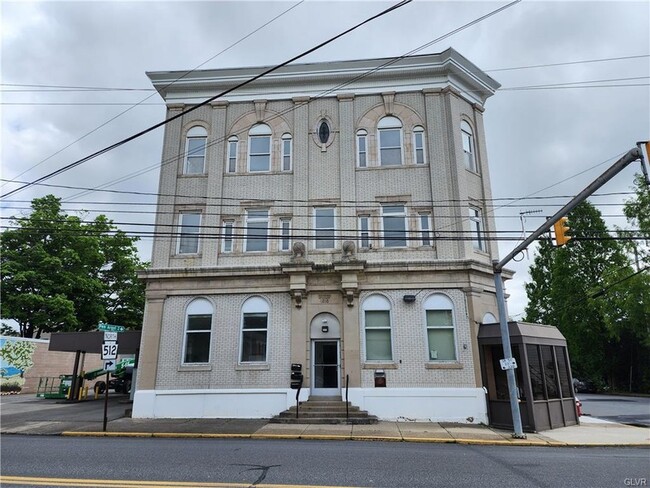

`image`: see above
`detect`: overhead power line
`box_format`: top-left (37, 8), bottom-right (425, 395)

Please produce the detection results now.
top-left (0, 0), bottom-right (306, 191)
top-left (0, 0), bottom-right (414, 200)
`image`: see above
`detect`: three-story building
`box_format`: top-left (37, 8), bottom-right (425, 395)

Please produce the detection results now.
top-left (133, 48), bottom-right (505, 422)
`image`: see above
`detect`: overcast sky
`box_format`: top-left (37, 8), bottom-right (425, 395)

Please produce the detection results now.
top-left (2, 0), bottom-right (649, 319)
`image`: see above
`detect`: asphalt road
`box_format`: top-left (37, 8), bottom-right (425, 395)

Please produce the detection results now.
top-left (578, 393), bottom-right (650, 427)
top-left (1, 435), bottom-right (648, 488)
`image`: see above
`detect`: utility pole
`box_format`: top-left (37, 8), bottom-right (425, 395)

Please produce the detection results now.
top-left (493, 143), bottom-right (647, 438)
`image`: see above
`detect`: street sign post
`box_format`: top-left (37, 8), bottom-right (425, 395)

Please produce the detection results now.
top-left (98, 323), bottom-right (125, 333)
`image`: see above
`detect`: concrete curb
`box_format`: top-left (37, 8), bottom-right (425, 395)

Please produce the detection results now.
top-left (59, 431), bottom-right (650, 447)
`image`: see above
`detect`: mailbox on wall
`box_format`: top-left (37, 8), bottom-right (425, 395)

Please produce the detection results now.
top-left (290, 363), bottom-right (303, 390)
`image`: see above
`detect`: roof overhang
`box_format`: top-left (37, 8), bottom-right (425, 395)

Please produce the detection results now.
top-left (49, 331), bottom-right (142, 354)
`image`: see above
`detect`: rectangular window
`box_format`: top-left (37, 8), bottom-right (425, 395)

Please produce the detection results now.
top-left (314, 207), bottom-right (335, 249)
top-left (245, 210), bottom-right (269, 252)
top-left (249, 135), bottom-right (271, 172)
top-left (527, 344), bottom-right (545, 400)
top-left (241, 312), bottom-right (267, 362)
top-left (419, 213), bottom-right (432, 246)
top-left (282, 137), bottom-right (292, 171)
top-left (280, 218), bottom-right (291, 251)
top-left (462, 128), bottom-right (477, 172)
top-left (379, 128), bottom-right (402, 166)
top-left (365, 310), bottom-right (392, 361)
top-left (382, 205), bottom-right (407, 247)
top-left (414, 131), bottom-right (425, 164)
top-left (426, 310), bottom-right (456, 360)
top-left (542, 345), bottom-right (560, 399)
top-left (178, 212), bottom-right (201, 254)
top-left (222, 220), bottom-right (234, 253)
top-left (184, 314), bottom-right (211, 363)
top-left (227, 139), bottom-right (238, 173)
top-left (359, 215), bottom-right (370, 249)
top-left (469, 207), bottom-right (485, 251)
top-left (357, 132), bottom-right (367, 167)
top-left (185, 137), bottom-right (206, 174)
top-left (555, 347), bottom-right (573, 398)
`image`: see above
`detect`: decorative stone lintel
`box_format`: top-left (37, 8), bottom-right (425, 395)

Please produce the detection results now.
top-left (422, 87), bottom-right (444, 95)
top-left (210, 100), bottom-right (229, 108)
top-left (382, 92), bottom-right (396, 115)
top-left (254, 99), bottom-right (267, 122)
top-left (337, 93), bottom-right (355, 101)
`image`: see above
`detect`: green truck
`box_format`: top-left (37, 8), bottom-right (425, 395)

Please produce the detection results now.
top-left (86, 358), bottom-right (134, 394)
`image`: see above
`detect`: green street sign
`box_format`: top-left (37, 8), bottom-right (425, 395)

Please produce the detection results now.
top-left (98, 323), bottom-right (125, 332)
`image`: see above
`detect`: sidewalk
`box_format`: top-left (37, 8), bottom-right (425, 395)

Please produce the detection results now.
top-left (62, 415), bottom-right (650, 447)
top-left (2, 395), bottom-right (648, 447)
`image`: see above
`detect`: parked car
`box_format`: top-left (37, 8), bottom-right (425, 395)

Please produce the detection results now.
top-left (573, 377), bottom-right (598, 393)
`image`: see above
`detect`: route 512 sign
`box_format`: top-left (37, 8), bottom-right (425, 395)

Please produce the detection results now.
top-left (101, 341), bottom-right (118, 360)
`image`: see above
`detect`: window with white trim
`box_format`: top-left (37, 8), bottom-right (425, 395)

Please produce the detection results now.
top-left (178, 212), bottom-right (201, 254)
top-left (222, 220), bottom-right (234, 253)
top-left (413, 126), bottom-right (426, 165)
top-left (240, 296), bottom-right (269, 363)
top-left (469, 207), bottom-right (485, 251)
top-left (418, 212), bottom-right (432, 246)
top-left (382, 204), bottom-right (407, 247)
top-left (280, 218), bottom-right (291, 251)
top-left (245, 210), bottom-right (269, 252)
top-left (424, 294), bottom-right (457, 361)
top-left (184, 126), bottom-right (207, 175)
top-left (358, 215), bottom-right (370, 249)
top-left (356, 129), bottom-right (367, 168)
top-left (461, 121), bottom-right (477, 173)
top-left (248, 124), bottom-right (271, 172)
top-left (183, 298), bottom-right (212, 363)
top-left (227, 136), bottom-right (238, 173)
top-left (363, 295), bottom-right (392, 361)
top-left (314, 207), bottom-right (335, 249)
top-left (378, 116), bottom-right (403, 166)
top-left (281, 134), bottom-right (292, 171)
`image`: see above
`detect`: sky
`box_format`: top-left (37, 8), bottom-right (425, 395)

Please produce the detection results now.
top-left (2, 0), bottom-right (649, 320)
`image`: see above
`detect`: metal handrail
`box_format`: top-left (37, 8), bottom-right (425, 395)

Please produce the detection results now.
top-left (345, 374), bottom-right (350, 420)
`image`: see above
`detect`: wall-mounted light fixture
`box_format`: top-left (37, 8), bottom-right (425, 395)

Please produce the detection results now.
top-left (403, 294), bottom-right (416, 303)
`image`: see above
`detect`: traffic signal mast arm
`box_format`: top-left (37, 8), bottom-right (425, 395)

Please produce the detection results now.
top-left (494, 145), bottom-right (645, 274)
top-left (491, 143), bottom-right (646, 439)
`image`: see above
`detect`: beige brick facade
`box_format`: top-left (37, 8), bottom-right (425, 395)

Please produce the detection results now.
top-left (135, 49), bottom-right (507, 421)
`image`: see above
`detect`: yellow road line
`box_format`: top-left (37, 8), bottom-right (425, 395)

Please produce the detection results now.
top-left (0, 476), bottom-right (367, 488)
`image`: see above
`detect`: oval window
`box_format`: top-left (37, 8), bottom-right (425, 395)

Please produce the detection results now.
top-left (318, 120), bottom-right (330, 144)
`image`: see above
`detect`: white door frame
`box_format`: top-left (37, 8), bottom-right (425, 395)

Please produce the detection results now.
top-left (311, 339), bottom-right (340, 396)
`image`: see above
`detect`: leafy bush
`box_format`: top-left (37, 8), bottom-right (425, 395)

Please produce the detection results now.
top-left (0, 377), bottom-right (23, 392)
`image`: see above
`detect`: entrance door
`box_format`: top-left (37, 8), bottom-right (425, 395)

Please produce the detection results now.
top-left (312, 340), bottom-right (340, 396)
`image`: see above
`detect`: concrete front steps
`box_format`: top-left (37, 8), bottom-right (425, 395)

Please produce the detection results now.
top-left (270, 396), bottom-right (378, 425)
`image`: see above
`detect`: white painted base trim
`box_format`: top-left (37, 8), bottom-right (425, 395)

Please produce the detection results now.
top-left (348, 387), bottom-right (488, 423)
top-left (132, 388), bottom-right (310, 419)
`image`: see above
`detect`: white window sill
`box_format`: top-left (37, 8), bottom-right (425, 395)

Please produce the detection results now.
top-left (178, 363), bottom-right (212, 372)
top-left (362, 362), bottom-right (398, 370)
top-left (425, 362), bottom-right (463, 370)
top-left (236, 363), bottom-right (270, 371)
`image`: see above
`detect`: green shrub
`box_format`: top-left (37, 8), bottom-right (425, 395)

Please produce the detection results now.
top-left (0, 377), bottom-right (24, 393)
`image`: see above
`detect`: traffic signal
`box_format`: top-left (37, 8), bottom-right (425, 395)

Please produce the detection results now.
top-left (553, 217), bottom-right (571, 246)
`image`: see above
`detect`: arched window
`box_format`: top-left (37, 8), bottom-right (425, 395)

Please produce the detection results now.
top-left (227, 136), bottom-right (238, 173)
top-left (185, 126), bottom-right (207, 174)
top-left (281, 133), bottom-right (292, 171)
top-left (248, 124), bottom-right (272, 172)
top-left (183, 298), bottom-right (212, 363)
top-left (240, 296), bottom-right (270, 362)
top-left (362, 295), bottom-right (392, 361)
top-left (356, 129), bottom-right (368, 168)
top-left (413, 126), bottom-right (426, 165)
top-left (377, 116), bottom-right (403, 166)
top-left (424, 294), bottom-right (456, 361)
top-left (461, 121), bottom-right (477, 173)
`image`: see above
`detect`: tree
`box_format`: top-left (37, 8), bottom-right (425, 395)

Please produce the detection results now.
top-left (524, 201), bottom-right (633, 389)
top-left (1, 195), bottom-right (147, 338)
